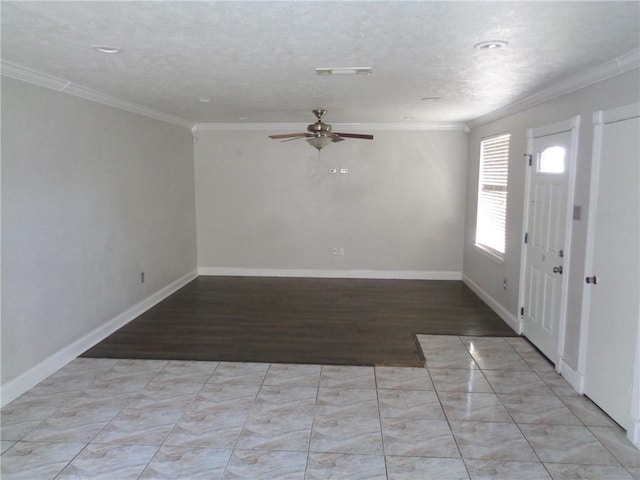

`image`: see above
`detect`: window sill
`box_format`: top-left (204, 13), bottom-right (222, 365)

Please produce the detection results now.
top-left (474, 244), bottom-right (505, 265)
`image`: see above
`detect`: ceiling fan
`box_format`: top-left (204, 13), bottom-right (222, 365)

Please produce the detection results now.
top-left (269, 109), bottom-right (373, 150)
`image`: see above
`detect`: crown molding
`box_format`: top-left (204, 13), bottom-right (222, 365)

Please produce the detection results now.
top-left (1, 60), bottom-right (70, 91)
top-left (1, 60), bottom-right (194, 129)
top-left (468, 48), bottom-right (640, 129)
top-left (195, 122), bottom-right (468, 132)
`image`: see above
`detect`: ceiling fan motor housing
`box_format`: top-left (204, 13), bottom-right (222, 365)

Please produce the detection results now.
top-left (307, 121), bottom-right (332, 136)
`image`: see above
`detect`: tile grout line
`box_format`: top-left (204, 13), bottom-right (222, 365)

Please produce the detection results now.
top-left (303, 364), bottom-right (323, 480)
top-left (143, 359), bottom-right (223, 478)
top-left (468, 337), bottom-right (560, 474)
top-left (41, 360), bottom-right (168, 479)
top-left (425, 367), bottom-right (471, 479)
top-left (585, 424), bottom-right (636, 472)
top-left (225, 362), bottom-right (271, 478)
top-left (472, 337), bottom-right (629, 477)
top-left (373, 365), bottom-right (390, 480)
top-left (494, 340), bottom-right (557, 479)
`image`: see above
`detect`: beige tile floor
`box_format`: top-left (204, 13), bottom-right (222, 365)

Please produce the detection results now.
top-left (1, 335), bottom-right (639, 479)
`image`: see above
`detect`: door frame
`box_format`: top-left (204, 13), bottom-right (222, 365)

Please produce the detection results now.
top-left (518, 115), bottom-right (580, 370)
top-left (578, 102), bottom-right (640, 446)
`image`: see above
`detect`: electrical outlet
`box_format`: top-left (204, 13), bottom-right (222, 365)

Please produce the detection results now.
top-left (329, 168), bottom-right (338, 174)
top-left (332, 247), bottom-right (338, 255)
top-left (339, 247), bottom-right (345, 256)
top-left (340, 168), bottom-right (348, 174)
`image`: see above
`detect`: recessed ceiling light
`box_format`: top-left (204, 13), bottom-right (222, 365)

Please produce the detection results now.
top-left (91, 45), bottom-right (124, 54)
top-left (237, 116), bottom-right (248, 121)
top-left (198, 98), bottom-right (211, 103)
top-left (403, 116), bottom-right (416, 120)
top-left (315, 67), bottom-right (373, 76)
top-left (474, 40), bottom-right (508, 51)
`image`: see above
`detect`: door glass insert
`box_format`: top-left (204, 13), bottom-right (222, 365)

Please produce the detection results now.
top-left (538, 146), bottom-right (565, 174)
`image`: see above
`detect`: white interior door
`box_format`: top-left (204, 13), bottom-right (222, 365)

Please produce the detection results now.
top-left (582, 106), bottom-right (640, 433)
top-left (522, 119), bottom-right (578, 365)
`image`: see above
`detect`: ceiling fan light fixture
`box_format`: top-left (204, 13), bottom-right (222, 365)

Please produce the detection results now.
top-left (307, 136), bottom-right (333, 150)
top-left (315, 67), bottom-right (372, 76)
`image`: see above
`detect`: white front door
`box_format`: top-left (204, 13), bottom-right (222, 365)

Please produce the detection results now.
top-left (582, 105), bottom-right (639, 434)
top-left (521, 118), bottom-right (579, 365)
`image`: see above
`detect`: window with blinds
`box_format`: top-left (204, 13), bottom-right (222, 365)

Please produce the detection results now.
top-left (475, 133), bottom-right (510, 258)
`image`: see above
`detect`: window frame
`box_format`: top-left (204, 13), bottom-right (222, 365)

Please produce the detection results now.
top-left (475, 132), bottom-right (511, 261)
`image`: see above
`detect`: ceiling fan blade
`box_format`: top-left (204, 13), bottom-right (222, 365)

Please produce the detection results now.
top-left (281, 136), bottom-right (311, 143)
top-left (333, 132), bottom-right (374, 140)
top-left (269, 133), bottom-right (307, 139)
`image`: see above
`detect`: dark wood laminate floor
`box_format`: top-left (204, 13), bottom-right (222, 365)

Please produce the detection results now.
top-left (82, 276), bottom-right (516, 367)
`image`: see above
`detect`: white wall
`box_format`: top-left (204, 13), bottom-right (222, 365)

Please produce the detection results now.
top-left (195, 129), bottom-right (469, 278)
top-left (463, 68), bottom-right (640, 369)
top-left (1, 78), bottom-right (198, 392)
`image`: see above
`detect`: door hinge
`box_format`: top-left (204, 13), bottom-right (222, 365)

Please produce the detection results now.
top-left (520, 306), bottom-right (524, 317)
top-left (525, 154), bottom-right (532, 166)
top-left (524, 232), bottom-right (528, 244)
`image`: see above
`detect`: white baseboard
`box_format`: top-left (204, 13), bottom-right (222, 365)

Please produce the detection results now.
top-left (558, 359), bottom-right (584, 394)
top-left (198, 267), bottom-right (462, 281)
top-left (462, 274), bottom-right (521, 334)
top-left (0, 269), bottom-right (198, 407)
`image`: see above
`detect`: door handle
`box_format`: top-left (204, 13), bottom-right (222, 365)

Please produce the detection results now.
top-left (553, 266), bottom-right (563, 274)
top-left (586, 275), bottom-right (598, 285)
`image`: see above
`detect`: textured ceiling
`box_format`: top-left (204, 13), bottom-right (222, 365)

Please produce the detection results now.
top-left (2, 1), bottom-right (639, 124)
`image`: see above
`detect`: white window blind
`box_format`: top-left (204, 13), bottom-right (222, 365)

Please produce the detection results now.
top-left (476, 133), bottom-right (510, 257)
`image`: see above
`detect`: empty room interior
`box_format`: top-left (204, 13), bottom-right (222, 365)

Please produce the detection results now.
top-left (1, 1), bottom-right (640, 479)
